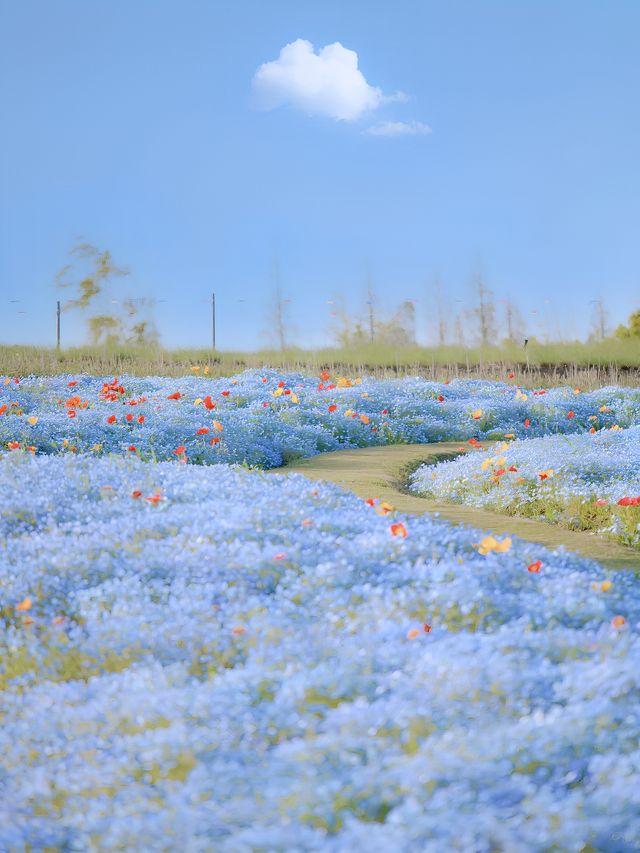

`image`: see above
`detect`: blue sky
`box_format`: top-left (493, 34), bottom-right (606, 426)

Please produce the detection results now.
top-left (1, 0), bottom-right (639, 349)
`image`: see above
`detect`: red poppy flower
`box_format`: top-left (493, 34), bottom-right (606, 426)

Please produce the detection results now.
top-left (328, 404), bottom-right (337, 413)
top-left (106, 415), bottom-right (117, 424)
top-left (167, 392), bottom-right (182, 401)
top-left (528, 560), bottom-right (542, 573)
top-left (203, 396), bottom-right (216, 410)
top-left (390, 522), bottom-right (408, 538)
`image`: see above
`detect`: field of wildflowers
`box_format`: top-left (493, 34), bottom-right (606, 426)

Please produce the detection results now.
top-left (411, 426), bottom-right (640, 549)
top-left (2, 370), bottom-right (640, 467)
top-left (1, 370), bottom-right (640, 850)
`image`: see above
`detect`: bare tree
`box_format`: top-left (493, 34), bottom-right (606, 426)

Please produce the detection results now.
top-left (365, 274), bottom-right (376, 344)
top-left (454, 311), bottom-right (466, 346)
top-left (328, 294), bottom-right (353, 347)
top-left (265, 259), bottom-right (290, 351)
top-left (470, 272), bottom-right (496, 346)
top-left (376, 300), bottom-right (416, 346)
top-left (590, 299), bottom-right (610, 341)
top-left (502, 297), bottom-right (525, 344)
top-left (426, 277), bottom-right (447, 346)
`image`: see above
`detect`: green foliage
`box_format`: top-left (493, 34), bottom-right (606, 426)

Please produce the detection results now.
top-left (55, 242), bottom-right (158, 347)
top-left (1, 337), bottom-right (640, 386)
top-left (616, 308), bottom-right (640, 339)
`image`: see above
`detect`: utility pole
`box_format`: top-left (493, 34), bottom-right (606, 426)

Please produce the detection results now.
top-left (56, 301), bottom-right (61, 350)
top-left (211, 292), bottom-right (216, 350)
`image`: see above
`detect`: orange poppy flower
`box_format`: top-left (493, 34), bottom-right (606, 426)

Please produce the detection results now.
top-left (390, 522), bottom-right (408, 538)
top-left (527, 560), bottom-right (542, 573)
top-left (107, 415), bottom-right (117, 424)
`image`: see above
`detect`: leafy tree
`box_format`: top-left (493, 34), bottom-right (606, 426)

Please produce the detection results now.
top-left (56, 242), bottom-right (158, 346)
top-left (615, 308), bottom-right (640, 339)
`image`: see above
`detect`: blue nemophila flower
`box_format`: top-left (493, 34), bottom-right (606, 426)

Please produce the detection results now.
top-left (1, 371), bottom-right (639, 467)
top-left (0, 451), bottom-right (638, 850)
top-left (411, 425), bottom-right (640, 547)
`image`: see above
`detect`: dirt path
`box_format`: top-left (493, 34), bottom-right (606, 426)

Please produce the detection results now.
top-left (269, 443), bottom-right (640, 571)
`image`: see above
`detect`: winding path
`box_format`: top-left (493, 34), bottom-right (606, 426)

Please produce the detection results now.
top-left (270, 443), bottom-right (640, 571)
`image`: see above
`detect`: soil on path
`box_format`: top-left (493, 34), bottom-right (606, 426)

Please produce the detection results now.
top-left (270, 443), bottom-right (640, 571)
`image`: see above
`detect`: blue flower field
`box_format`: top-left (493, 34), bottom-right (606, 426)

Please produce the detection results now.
top-left (1, 371), bottom-right (639, 851)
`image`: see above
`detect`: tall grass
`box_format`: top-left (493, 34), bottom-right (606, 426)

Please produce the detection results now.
top-left (1, 340), bottom-right (639, 387)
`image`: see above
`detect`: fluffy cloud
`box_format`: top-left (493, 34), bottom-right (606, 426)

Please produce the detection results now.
top-left (366, 120), bottom-right (432, 137)
top-left (252, 39), bottom-right (384, 121)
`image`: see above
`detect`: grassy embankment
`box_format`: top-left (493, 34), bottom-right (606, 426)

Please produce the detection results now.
top-left (1, 339), bottom-right (640, 386)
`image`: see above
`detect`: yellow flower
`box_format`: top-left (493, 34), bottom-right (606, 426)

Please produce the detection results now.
top-left (290, 392), bottom-right (299, 404)
top-left (481, 458), bottom-right (494, 471)
top-left (27, 416), bottom-right (38, 425)
top-left (477, 535), bottom-right (512, 555)
top-left (471, 409), bottom-right (483, 420)
top-left (194, 398), bottom-right (203, 406)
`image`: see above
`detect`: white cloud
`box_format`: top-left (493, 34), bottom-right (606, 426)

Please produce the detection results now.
top-left (252, 39), bottom-right (384, 121)
top-left (366, 120), bottom-right (432, 137)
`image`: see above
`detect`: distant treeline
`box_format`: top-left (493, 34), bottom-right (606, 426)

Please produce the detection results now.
top-left (49, 241), bottom-right (640, 352)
